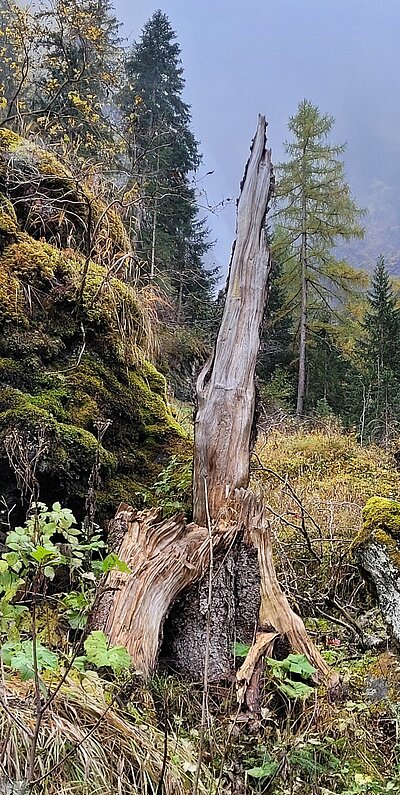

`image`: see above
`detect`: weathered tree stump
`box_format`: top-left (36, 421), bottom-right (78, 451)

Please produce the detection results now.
top-left (92, 116), bottom-right (337, 690)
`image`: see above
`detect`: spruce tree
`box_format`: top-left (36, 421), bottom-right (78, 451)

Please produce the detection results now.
top-left (257, 260), bottom-right (294, 384)
top-left (274, 100), bottom-right (365, 415)
top-left (117, 11), bottom-right (215, 324)
top-left (360, 256), bottom-right (400, 443)
top-left (363, 256), bottom-right (400, 373)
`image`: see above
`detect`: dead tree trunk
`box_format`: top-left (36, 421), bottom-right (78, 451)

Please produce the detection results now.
top-left (193, 115), bottom-right (273, 524)
top-left (161, 116), bottom-right (273, 679)
top-left (92, 116), bottom-right (336, 689)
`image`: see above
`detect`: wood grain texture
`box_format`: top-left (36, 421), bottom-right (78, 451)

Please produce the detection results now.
top-left (193, 115), bottom-right (273, 525)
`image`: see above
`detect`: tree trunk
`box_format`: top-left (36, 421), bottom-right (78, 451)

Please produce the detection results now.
top-left (193, 115), bottom-right (273, 524)
top-left (164, 116), bottom-right (273, 679)
top-left (91, 117), bottom-right (336, 689)
top-left (296, 209), bottom-right (307, 416)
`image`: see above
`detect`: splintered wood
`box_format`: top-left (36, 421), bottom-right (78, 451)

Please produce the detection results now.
top-left (94, 506), bottom-right (225, 676)
top-left (193, 115), bottom-right (273, 526)
top-left (93, 115), bottom-right (338, 694)
top-left (94, 492), bottom-right (260, 676)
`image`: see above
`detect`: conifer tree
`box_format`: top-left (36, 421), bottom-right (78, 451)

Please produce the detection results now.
top-left (117, 11), bottom-right (215, 323)
top-left (363, 256), bottom-right (400, 374)
top-left (274, 100), bottom-right (365, 415)
top-left (360, 257), bottom-right (400, 443)
top-left (257, 258), bottom-right (295, 405)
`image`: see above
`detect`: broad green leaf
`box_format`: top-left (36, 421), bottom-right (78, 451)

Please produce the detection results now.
top-left (0, 571), bottom-right (24, 602)
top-left (246, 761), bottom-right (278, 779)
top-left (101, 553), bottom-right (130, 573)
top-left (2, 640), bottom-right (59, 680)
top-left (4, 552), bottom-right (19, 567)
top-left (278, 680), bottom-right (314, 699)
top-left (84, 630), bottom-right (131, 674)
top-left (233, 642), bottom-right (251, 658)
top-left (31, 546), bottom-right (56, 562)
top-left (286, 653), bottom-right (317, 678)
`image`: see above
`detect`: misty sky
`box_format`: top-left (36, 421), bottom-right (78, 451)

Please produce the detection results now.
top-left (115, 0), bottom-right (400, 273)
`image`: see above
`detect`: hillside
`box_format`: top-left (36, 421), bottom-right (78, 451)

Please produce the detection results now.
top-left (337, 180), bottom-right (400, 275)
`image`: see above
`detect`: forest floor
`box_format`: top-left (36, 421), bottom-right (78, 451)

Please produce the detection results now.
top-left (3, 422), bottom-right (400, 795)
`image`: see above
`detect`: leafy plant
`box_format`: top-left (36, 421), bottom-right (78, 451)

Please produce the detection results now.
top-left (0, 502), bottom-right (132, 679)
top-left (266, 653), bottom-right (316, 699)
top-left (2, 639), bottom-right (59, 681)
top-left (153, 454), bottom-right (192, 515)
top-left (233, 641), bottom-right (251, 658)
top-left (83, 630), bottom-right (131, 674)
top-left (246, 758), bottom-right (279, 780)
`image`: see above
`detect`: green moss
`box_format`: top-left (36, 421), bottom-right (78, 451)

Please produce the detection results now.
top-left (140, 358), bottom-right (168, 397)
top-left (29, 388), bottom-right (69, 422)
top-left (97, 474), bottom-right (154, 516)
top-left (353, 497), bottom-right (400, 569)
top-left (0, 127), bottom-right (129, 256)
top-left (129, 369), bottom-right (184, 437)
top-left (362, 497), bottom-right (400, 537)
top-left (0, 194), bottom-right (18, 236)
top-left (1, 236), bottom-right (67, 280)
top-left (0, 128), bottom-right (21, 153)
top-left (0, 129), bottom-right (186, 524)
top-left (0, 234), bottom-right (142, 354)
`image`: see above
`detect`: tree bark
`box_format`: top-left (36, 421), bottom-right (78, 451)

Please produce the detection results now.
top-left (165, 116), bottom-right (273, 679)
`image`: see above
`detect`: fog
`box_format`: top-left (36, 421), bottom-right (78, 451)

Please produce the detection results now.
top-left (115, 0), bottom-right (400, 274)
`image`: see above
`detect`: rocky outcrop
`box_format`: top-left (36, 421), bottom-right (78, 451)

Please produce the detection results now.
top-left (354, 497), bottom-right (400, 642)
top-left (0, 129), bottom-right (186, 525)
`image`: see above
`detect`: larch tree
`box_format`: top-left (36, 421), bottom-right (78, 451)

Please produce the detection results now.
top-left (117, 11), bottom-right (215, 325)
top-left (274, 99), bottom-right (365, 415)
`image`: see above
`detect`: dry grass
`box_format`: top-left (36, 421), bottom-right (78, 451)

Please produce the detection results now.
top-left (251, 427), bottom-right (400, 618)
top-left (0, 673), bottom-right (211, 795)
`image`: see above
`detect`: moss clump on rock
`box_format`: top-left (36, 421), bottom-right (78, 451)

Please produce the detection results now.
top-left (362, 497), bottom-right (400, 538)
top-left (354, 497), bottom-right (400, 644)
top-left (354, 497), bottom-right (400, 564)
top-left (353, 497), bottom-right (400, 575)
top-left (0, 128), bottom-right (187, 525)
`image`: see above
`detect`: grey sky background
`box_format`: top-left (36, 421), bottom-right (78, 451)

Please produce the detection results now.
top-left (114, 0), bottom-right (400, 274)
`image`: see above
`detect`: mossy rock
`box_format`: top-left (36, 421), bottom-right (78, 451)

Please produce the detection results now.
top-left (354, 497), bottom-right (400, 644)
top-left (0, 128), bottom-right (128, 259)
top-left (0, 131), bottom-right (188, 527)
top-left (362, 497), bottom-right (400, 538)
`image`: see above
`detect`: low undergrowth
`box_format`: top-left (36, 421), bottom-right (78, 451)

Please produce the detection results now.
top-left (252, 426), bottom-right (400, 637)
top-left (2, 425), bottom-right (400, 793)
